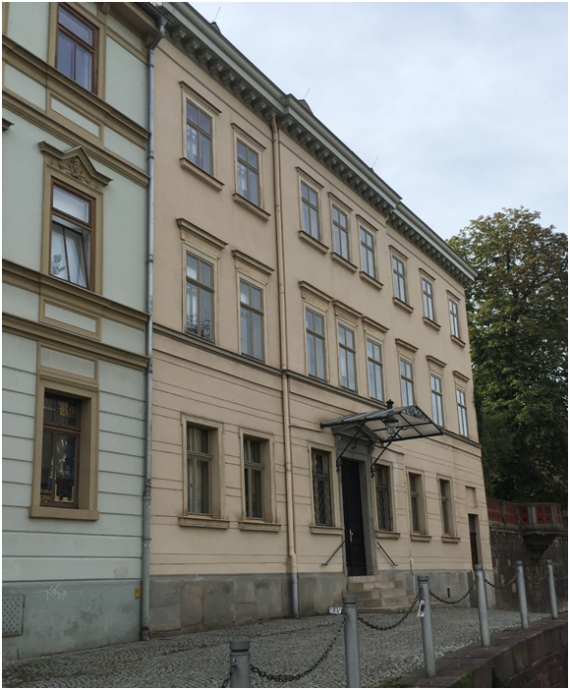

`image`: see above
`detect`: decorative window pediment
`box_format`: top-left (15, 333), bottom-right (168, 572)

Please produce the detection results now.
top-left (39, 142), bottom-right (112, 192)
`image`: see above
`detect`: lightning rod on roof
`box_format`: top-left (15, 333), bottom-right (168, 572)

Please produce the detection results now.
top-left (302, 88), bottom-right (311, 100)
top-left (214, 6), bottom-right (221, 22)
top-left (371, 157), bottom-right (378, 169)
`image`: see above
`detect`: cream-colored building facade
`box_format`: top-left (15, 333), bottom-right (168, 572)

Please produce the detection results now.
top-left (147, 3), bottom-right (493, 635)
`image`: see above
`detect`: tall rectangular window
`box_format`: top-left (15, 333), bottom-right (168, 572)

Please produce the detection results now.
top-left (41, 394), bottom-right (80, 508)
top-left (338, 324), bottom-right (356, 391)
top-left (306, 309), bottom-right (326, 380)
top-left (449, 299), bottom-right (461, 338)
top-left (186, 254), bottom-right (213, 340)
top-left (301, 181), bottom-right (319, 239)
top-left (56, 4), bottom-right (96, 92)
top-left (332, 206), bottom-right (349, 260)
top-left (392, 255), bottom-right (407, 302)
top-left (439, 479), bottom-right (452, 536)
top-left (360, 227), bottom-right (376, 278)
top-left (186, 102), bottom-right (212, 174)
top-left (237, 140), bottom-right (259, 206)
top-left (430, 374), bottom-right (444, 426)
top-left (409, 472), bottom-right (423, 534)
top-left (367, 340), bottom-right (383, 401)
top-left (244, 437), bottom-right (263, 519)
top-left (187, 426), bottom-right (210, 515)
top-left (312, 450), bottom-right (332, 527)
top-left (240, 280), bottom-right (264, 361)
top-left (400, 359), bottom-right (414, 406)
top-left (376, 464), bottom-right (393, 531)
top-left (456, 389), bottom-right (469, 437)
top-left (51, 184), bottom-right (93, 289)
top-left (422, 278), bottom-right (435, 321)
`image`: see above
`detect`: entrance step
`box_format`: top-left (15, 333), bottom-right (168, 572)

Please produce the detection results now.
top-left (343, 581), bottom-right (414, 613)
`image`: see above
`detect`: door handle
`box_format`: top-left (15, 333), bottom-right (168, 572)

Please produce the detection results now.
top-left (349, 529), bottom-right (354, 543)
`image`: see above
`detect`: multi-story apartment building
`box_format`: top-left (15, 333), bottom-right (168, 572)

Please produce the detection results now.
top-left (2, 2), bottom-right (158, 658)
top-left (146, 3), bottom-right (494, 635)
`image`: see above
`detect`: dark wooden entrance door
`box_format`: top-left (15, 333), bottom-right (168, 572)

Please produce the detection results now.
top-left (341, 459), bottom-right (366, 576)
top-left (469, 514), bottom-right (479, 569)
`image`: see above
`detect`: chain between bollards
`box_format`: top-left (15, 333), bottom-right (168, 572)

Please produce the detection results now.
top-left (418, 575), bottom-right (437, 679)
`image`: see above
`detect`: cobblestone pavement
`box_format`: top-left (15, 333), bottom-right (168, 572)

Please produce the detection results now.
top-left (3, 608), bottom-right (549, 688)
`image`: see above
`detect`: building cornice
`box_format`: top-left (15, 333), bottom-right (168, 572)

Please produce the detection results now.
top-left (150, 2), bottom-right (477, 286)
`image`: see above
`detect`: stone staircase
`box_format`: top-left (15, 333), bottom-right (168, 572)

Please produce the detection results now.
top-left (344, 573), bottom-right (415, 613)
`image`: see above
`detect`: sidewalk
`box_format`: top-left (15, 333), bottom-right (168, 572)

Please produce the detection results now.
top-left (3, 608), bottom-right (549, 688)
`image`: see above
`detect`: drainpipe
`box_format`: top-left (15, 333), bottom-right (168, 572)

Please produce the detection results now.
top-left (141, 13), bottom-right (166, 642)
top-left (271, 116), bottom-right (299, 618)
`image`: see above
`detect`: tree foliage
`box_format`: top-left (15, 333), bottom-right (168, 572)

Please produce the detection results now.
top-left (448, 208), bottom-right (567, 504)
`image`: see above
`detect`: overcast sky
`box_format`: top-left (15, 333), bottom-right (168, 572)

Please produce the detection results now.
top-left (189, 1), bottom-right (568, 240)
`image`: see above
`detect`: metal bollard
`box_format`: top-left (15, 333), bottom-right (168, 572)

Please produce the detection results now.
top-left (515, 561), bottom-right (529, 629)
top-left (546, 560), bottom-right (558, 620)
top-left (343, 595), bottom-right (361, 688)
top-left (418, 576), bottom-right (436, 678)
top-left (474, 565), bottom-right (490, 647)
top-left (229, 639), bottom-right (251, 688)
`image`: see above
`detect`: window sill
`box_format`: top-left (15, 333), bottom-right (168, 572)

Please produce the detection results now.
top-left (393, 297), bottom-right (413, 313)
top-left (441, 535), bottom-right (461, 543)
top-left (360, 271), bottom-right (383, 290)
top-left (410, 534), bottom-right (432, 542)
top-left (29, 505), bottom-right (99, 521)
top-left (298, 230), bottom-right (329, 254)
top-left (423, 317), bottom-right (441, 331)
top-left (331, 252), bottom-right (358, 273)
top-left (233, 193), bottom-right (271, 222)
top-left (179, 516), bottom-right (230, 529)
top-left (185, 330), bottom-right (215, 346)
top-left (451, 335), bottom-right (466, 348)
top-left (238, 520), bottom-right (281, 532)
top-left (180, 158), bottom-right (224, 191)
top-left (375, 531), bottom-right (400, 539)
top-left (311, 525), bottom-right (343, 535)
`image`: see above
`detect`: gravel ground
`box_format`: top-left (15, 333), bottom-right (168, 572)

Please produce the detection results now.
top-left (2, 608), bottom-right (550, 688)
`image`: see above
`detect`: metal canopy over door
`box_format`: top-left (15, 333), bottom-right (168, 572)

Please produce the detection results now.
top-left (341, 459), bottom-right (366, 576)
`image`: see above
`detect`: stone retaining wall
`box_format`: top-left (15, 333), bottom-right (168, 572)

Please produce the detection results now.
top-left (401, 614), bottom-right (567, 687)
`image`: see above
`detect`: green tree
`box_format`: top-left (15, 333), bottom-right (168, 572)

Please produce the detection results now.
top-left (449, 208), bottom-right (567, 504)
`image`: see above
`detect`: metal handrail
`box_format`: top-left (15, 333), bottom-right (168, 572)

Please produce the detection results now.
top-left (376, 540), bottom-right (398, 566)
top-left (321, 538), bottom-right (345, 566)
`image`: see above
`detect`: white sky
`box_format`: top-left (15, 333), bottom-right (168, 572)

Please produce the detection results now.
top-left (189, 1), bottom-right (568, 240)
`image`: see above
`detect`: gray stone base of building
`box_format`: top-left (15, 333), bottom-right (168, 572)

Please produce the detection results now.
top-left (149, 568), bottom-right (495, 636)
top-left (2, 579), bottom-right (141, 661)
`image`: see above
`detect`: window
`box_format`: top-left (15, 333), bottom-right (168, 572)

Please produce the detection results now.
top-left (186, 101), bottom-right (212, 174)
top-left (409, 472), bottom-right (425, 534)
top-left (430, 374), bottom-right (444, 426)
top-left (449, 298), bottom-right (461, 338)
top-left (237, 140), bottom-right (259, 206)
top-left (312, 450), bottom-right (333, 527)
top-left (439, 479), bottom-right (453, 536)
top-left (360, 227), bottom-right (376, 278)
top-left (50, 183), bottom-right (93, 289)
top-left (186, 254), bottom-right (213, 340)
top-left (240, 280), bottom-right (264, 361)
top-left (392, 254), bottom-right (407, 302)
top-left (56, 4), bottom-right (96, 92)
top-left (306, 309), bottom-right (326, 380)
top-left (338, 324), bottom-right (356, 391)
top-left (301, 181), bottom-right (320, 239)
top-left (422, 278), bottom-right (435, 321)
top-left (332, 206), bottom-right (350, 260)
top-left (187, 426), bottom-right (210, 515)
top-left (41, 394), bottom-right (80, 508)
top-left (244, 437), bottom-right (264, 519)
top-left (376, 464), bottom-right (393, 532)
top-left (400, 359), bottom-right (414, 406)
top-left (367, 339), bottom-right (383, 401)
top-left (456, 389), bottom-right (469, 437)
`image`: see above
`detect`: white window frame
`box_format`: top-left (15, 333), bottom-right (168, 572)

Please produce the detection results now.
top-left (367, 337), bottom-right (384, 402)
top-left (400, 357), bottom-right (414, 406)
top-left (456, 388), bottom-right (469, 437)
top-left (449, 298), bottom-right (461, 339)
top-left (430, 374), bottom-right (444, 426)
top-left (305, 304), bottom-right (327, 381)
top-left (239, 277), bottom-right (265, 362)
top-left (338, 321), bottom-right (357, 391)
